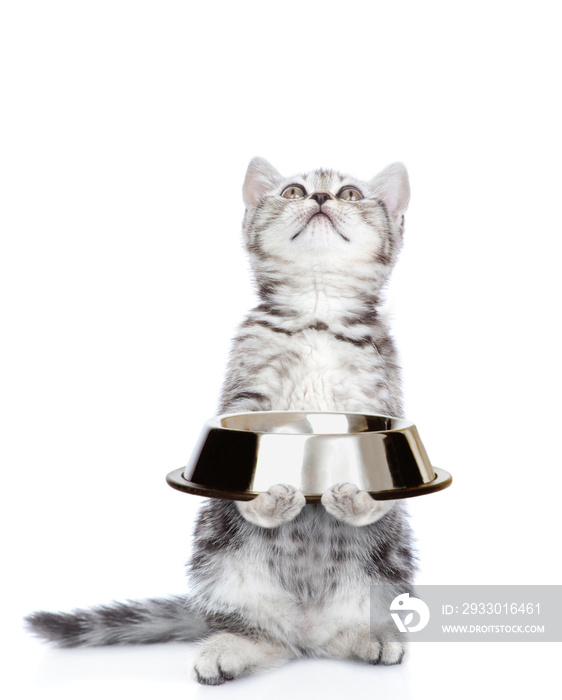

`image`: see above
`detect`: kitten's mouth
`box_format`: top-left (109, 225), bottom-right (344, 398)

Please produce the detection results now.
top-left (291, 212), bottom-right (350, 243)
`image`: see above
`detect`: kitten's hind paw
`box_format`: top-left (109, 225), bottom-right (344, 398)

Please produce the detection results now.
top-left (321, 482), bottom-right (393, 526)
top-left (359, 639), bottom-right (406, 666)
top-left (192, 632), bottom-right (289, 684)
top-left (236, 483), bottom-right (305, 528)
top-left (326, 626), bottom-right (407, 666)
top-left (377, 640), bottom-right (407, 666)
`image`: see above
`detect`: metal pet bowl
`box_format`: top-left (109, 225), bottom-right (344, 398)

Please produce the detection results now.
top-left (166, 411), bottom-right (452, 503)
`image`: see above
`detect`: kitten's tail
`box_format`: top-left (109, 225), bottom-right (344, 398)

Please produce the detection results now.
top-left (24, 595), bottom-right (209, 648)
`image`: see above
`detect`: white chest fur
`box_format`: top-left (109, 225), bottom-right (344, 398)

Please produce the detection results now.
top-left (256, 330), bottom-right (389, 414)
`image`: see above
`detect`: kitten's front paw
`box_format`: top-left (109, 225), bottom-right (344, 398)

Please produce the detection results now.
top-left (321, 482), bottom-right (393, 526)
top-left (236, 483), bottom-right (305, 528)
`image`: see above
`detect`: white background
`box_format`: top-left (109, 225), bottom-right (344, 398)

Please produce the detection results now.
top-left (1, 1), bottom-right (561, 698)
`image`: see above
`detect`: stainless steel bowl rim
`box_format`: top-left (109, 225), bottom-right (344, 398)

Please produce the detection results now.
top-left (207, 410), bottom-right (414, 435)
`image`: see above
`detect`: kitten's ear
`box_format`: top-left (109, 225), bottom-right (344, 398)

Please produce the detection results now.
top-left (370, 163), bottom-right (410, 219)
top-left (243, 157), bottom-right (282, 208)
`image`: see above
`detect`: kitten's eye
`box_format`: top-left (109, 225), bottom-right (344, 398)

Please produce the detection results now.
top-left (337, 187), bottom-right (363, 201)
top-left (281, 185), bottom-right (307, 199)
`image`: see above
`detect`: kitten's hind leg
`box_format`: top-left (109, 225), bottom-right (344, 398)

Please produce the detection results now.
top-left (326, 626), bottom-right (407, 666)
top-left (236, 483), bottom-right (305, 528)
top-left (192, 631), bottom-right (291, 685)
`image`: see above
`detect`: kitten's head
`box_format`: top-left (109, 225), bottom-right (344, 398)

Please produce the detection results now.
top-left (242, 157), bottom-right (410, 298)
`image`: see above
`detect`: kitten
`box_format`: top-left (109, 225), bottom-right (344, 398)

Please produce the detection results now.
top-left (26, 157), bottom-right (416, 684)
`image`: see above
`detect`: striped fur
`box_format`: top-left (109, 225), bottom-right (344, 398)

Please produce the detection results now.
top-left (26, 158), bottom-right (417, 684)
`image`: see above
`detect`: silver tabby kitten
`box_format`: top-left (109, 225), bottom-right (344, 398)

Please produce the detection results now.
top-left (26, 157), bottom-right (416, 684)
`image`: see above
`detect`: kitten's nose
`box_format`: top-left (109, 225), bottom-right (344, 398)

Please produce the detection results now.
top-left (310, 191), bottom-right (332, 207)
